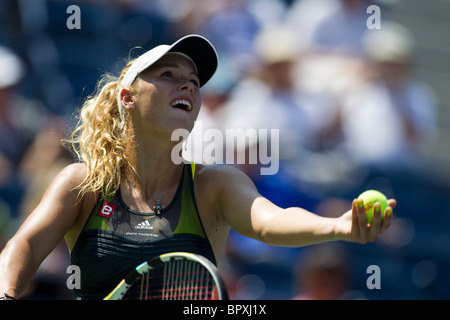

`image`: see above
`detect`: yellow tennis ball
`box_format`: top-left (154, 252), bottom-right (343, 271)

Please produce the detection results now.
top-left (357, 190), bottom-right (389, 223)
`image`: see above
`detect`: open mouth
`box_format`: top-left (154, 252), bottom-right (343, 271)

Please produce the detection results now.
top-left (170, 98), bottom-right (192, 111)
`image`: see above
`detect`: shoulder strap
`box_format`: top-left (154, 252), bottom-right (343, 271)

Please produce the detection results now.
top-left (191, 161), bottom-right (196, 180)
top-left (83, 193), bottom-right (114, 231)
top-left (172, 162), bottom-right (206, 238)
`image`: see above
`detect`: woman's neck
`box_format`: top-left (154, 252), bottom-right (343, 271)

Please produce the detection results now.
top-left (124, 133), bottom-right (183, 200)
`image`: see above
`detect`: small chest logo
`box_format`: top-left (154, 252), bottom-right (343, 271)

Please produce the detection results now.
top-left (98, 202), bottom-right (116, 218)
top-left (135, 220), bottom-right (153, 230)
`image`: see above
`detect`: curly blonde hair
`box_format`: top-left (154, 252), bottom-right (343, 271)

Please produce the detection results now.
top-left (68, 60), bottom-right (137, 200)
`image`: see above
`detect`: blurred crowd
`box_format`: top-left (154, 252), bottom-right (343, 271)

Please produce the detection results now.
top-left (0, 0), bottom-right (448, 299)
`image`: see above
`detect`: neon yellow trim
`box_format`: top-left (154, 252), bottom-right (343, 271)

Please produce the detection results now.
top-left (84, 195), bottom-right (112, 231)
top-left (65, 198), bottom-right (110, 252)
top-left (191, 161), bottom-right (196, 180)
top-left (173, 163), bottom-right (205, 238)
top-left (85, 213), bottom-right (110, 231)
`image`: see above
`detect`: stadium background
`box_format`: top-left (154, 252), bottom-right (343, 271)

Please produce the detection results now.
top-left (0, 0), bottom-right (449, 299)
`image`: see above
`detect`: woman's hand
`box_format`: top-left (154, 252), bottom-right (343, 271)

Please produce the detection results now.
top-left (335, 198), bottom-right (396, 244)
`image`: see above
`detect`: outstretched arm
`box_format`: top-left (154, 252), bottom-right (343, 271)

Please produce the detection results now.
top-left (213, 165), bottom-right (394, 247)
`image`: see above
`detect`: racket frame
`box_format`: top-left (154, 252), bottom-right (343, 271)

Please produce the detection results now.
top-left (104, 252), bottom-right (227, 300)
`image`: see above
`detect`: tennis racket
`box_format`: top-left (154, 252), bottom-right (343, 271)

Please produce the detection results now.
top-left (104, 252), bottom-right (228, 300)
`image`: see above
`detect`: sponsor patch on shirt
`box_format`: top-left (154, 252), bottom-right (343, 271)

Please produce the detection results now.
top-left (98, 202), bottom-right (116, 219)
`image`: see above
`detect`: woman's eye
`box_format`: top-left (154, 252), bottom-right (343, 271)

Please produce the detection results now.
top-left (191, 79), bottom-right (200, 87)
top-left (161, 71), bottom-right (173, 78)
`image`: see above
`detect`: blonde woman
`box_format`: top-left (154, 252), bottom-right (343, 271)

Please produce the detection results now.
top-left (0, 35), bottom-right (395, 300)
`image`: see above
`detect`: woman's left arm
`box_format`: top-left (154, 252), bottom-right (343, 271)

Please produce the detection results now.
top-left (213, 165), bottom-right (395, 247)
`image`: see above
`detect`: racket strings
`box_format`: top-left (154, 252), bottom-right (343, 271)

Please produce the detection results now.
top-left (123, 259), bottom-right (217, 300)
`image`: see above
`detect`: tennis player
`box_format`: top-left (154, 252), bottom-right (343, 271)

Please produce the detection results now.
top-left (0, 34), bottom-right (395, 300)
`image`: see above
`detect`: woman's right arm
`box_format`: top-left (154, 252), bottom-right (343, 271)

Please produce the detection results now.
top-left (0, 163), bottom-right (88, 299)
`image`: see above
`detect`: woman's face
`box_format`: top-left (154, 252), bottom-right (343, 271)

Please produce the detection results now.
top-left (129, 53), bottom-right (202, 135)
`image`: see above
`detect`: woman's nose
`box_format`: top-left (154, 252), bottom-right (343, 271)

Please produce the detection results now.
top-left (178, 79), bottom-right (195, 93)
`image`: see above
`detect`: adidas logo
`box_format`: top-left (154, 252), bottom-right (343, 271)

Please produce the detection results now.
top-left (135, 220), bottom-right (153, 230)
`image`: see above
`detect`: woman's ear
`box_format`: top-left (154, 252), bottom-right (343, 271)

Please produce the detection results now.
top-left (120, 88), bottom-right (135, 111)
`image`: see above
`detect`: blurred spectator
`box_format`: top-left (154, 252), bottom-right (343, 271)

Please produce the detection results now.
top-left (18, 116), bottom-right (72, 216)
top-left (0, 45), bottom-right (49, 217)
top-left (285, 0), bottom-right (341, 53)
top-left (0, 46), bottom-right (26, 185)
top-left (221, 25), bottom-right (339, 202)
top-left (292, 243), bottom-right (353, 300)
top-left (286, 0), bottom-right (378, 57)
top-left (15, 115), bottom-right (74, 300)
top-left (196, 0), bottom-right (263, 73)
top-left (337, 22), bottom-right (438, 171)
top-left (284, 0), bottom-right (383, 103)
top-left (0, 46), bottom-right (72, 298)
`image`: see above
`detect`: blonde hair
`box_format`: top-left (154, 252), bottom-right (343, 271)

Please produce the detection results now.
top-left (69, 60), bottom-right (137, 200)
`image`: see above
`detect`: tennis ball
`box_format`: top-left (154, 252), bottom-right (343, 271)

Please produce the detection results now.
top-left (357, 190), bottom-right (389, 223)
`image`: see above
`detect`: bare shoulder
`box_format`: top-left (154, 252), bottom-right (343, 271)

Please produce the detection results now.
top-left (194, 164), bottom-right (256, 189)
top-left (37, 162), bottom-right (93, 216)
top-left (193, 164), bottom-right (259, 214)
top-left (191, 164), bottom-right (260, 258)
top-left (53, 162), bottom-right (97, 209)
top-left (55, 162), bottom-right (88, 186)
top-left (9, 163), bottom-right (93, 258)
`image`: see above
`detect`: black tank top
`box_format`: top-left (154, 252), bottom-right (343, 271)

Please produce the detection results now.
top-left (70, 163), bottom-right (216, 299)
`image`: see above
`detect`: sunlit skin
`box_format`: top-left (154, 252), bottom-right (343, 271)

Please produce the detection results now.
top-left (122, 53), bottom-right (202, 137)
